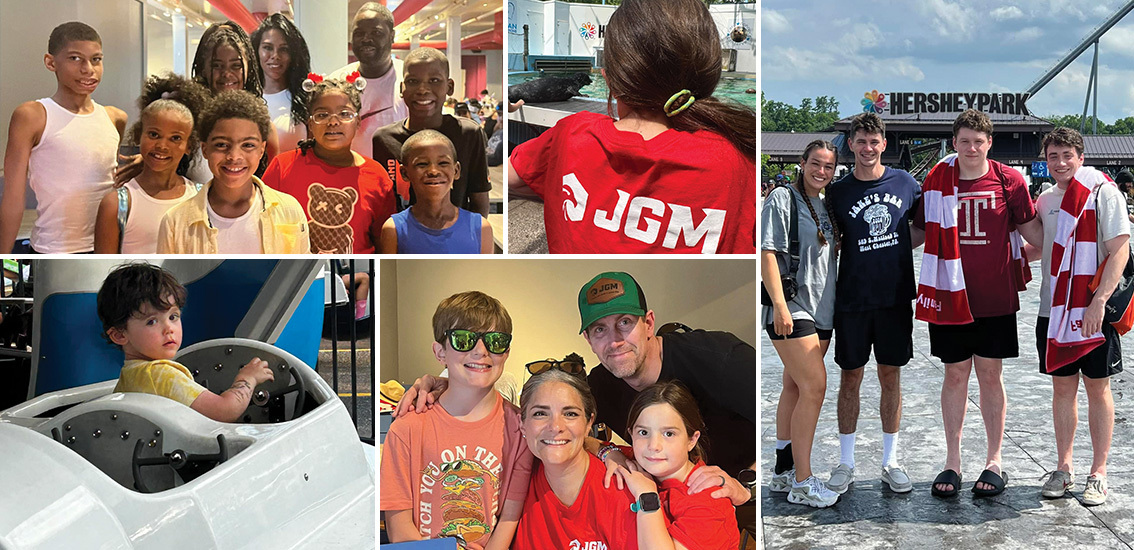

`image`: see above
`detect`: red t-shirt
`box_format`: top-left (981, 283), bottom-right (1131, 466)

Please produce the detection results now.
top-left (514, 453), bottom-right (639, 550)
top-left (914, 160), bottom-right (1037, 318)
top-left (658, 462), bottom-right (740, 550)
top-left (511, 112), bottom-right (757, 254)
top-left (262, 149), bottom-right (395, 253)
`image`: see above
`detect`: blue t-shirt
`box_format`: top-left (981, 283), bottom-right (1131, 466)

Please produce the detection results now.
top-left (827, 167), bottom-right (922, 312)
top-left (393, 207), bottom-right (482, 254)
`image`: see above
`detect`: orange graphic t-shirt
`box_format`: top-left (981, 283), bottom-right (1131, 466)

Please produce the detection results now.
top-left (380, 393), bottom-right (533, 545)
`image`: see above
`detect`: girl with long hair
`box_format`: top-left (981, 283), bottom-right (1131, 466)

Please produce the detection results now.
top-left (508, 0), bottom-right (756, 254)
top-left (762, 140), bottom-right (842, 508)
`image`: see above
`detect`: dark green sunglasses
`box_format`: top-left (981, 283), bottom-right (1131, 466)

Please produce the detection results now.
top-left (445, 329), bottom-right (512, 354)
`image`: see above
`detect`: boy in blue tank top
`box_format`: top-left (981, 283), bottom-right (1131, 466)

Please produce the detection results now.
top-left (0, 22), bottom-right (129, 254)
top-left (378, 130), bottom-right (493, 254)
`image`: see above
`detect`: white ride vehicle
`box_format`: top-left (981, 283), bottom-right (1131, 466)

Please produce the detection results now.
top-left (0, 338), bottom-right (375, 550)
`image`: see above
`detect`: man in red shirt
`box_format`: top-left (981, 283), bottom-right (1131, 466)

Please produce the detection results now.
top-left (912, 109), bottom-right (1043, 497)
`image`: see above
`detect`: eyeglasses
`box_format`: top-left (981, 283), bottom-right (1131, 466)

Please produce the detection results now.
top-left (309, 110), bottom-right (359, 124)
top-left (526, 358), bottom-right (586, 377)
top-left (445, 329), bottom-right (512, 355)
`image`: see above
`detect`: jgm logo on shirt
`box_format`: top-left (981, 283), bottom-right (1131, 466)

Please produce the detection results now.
top-left (569, 540), bottom-right (608, 550)
top-left (561, 173), bottom-right (726, 253)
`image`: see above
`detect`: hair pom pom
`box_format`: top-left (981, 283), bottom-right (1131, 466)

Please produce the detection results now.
top-left (302, 72), bottom-right (324, 92)
top-left (346, 71), bottom-right (366, 91)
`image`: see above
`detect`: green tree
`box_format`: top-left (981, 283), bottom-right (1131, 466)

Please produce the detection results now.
top-left (761, 93), bottom-right (841, 132)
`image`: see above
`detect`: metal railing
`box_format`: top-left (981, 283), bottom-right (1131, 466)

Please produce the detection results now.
top-left (322, 259), bottom-right (376, 444)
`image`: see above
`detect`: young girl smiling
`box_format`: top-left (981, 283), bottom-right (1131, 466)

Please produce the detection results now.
top-left (613, 381), bottom-right (740, 550)
top-left (94, 73), bottom-right (209, 253)
top-left (262, 75), bottom-right (394, 254)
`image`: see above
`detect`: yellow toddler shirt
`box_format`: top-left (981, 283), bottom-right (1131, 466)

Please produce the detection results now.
top-left (115, 359), bottom-right (207, 407)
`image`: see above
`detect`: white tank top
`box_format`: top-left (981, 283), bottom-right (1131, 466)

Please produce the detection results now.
top-left (28, 98), bottom-right (119, 253)
top-left (264, 90), bottom-right (306, 153)
top-left (121, 177), bottom-right (198, 254)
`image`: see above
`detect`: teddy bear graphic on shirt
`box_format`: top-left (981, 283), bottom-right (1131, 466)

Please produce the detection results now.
top-left (307, 183), bottom-right (358, 253)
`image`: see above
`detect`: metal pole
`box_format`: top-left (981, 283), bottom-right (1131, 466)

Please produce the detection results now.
top-left (1080, 45), bottom-right (1096, 134)
top-left (523, 24), bottom-right (529, 71)
top-left (330, 261), bottom-right (339, 408)
top-left (368, 259), bottom-right (376, 442)
top-left (349, 260), bottom-right (358, 426)
top-left (1092, 42), bottom-right (1100, 134)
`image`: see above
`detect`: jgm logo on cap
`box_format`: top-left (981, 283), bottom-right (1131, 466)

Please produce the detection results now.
top-left (586, 277), bottom-right (624, 304)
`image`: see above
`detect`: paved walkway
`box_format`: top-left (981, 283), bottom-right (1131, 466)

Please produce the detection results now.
top-left (761, 263), bottom-right (1134, 549)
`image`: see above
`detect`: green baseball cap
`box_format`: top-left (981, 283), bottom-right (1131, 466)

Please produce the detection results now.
top-left (578, 272), bottom-right (647, 333)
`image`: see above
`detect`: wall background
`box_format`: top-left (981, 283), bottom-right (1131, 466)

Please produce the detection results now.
top-left (379, 258), bottom-right (756, 390)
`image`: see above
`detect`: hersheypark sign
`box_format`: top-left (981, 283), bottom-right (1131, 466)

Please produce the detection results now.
top-left (861, 90), bottom-right (1031, 116)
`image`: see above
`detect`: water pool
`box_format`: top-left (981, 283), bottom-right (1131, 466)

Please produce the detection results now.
top-left (508, 71), bottom-right (759, 111)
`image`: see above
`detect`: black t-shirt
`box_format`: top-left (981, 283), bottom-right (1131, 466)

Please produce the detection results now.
top-left (372, 114), bottom-right (490, 210)
top-left (586, 330), bottom-right (756, 476)
top-left (827, 167), bottom-right (922, 312)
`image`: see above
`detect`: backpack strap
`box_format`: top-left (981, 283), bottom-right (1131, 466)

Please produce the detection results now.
top-left (116, 186), bottom-right (131, 251)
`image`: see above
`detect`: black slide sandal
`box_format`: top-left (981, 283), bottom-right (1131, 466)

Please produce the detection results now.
top-left (972, 469), bottom-right (1008, 497)
top-left (931, 469), bottom-right (962, 498)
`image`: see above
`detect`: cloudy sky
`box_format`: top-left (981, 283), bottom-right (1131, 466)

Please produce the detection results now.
top-left (761, 0), bottom-right (1134, 122)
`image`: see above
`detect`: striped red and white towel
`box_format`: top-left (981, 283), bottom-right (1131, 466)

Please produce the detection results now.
top-left (1046, 166), bottom-right (1113, 372)
top-left (916, 154), bottom-right (1031, 325)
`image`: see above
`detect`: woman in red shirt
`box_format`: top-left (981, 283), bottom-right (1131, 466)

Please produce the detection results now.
top-left (508, 0), bottom-right (756, 254)
top-left (513, 370), bottom-right (639, 550)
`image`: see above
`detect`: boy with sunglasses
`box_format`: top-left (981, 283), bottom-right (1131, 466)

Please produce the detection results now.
top-left (381, 291), bottom-right (532, 549)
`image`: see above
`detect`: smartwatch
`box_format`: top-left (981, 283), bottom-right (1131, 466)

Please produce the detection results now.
top-left (630, 492), bottom-right (661, 513)
top-left (738, 468), bottom-right (758, 502)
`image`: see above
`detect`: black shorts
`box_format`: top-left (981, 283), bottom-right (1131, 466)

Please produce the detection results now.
top-left (834, 302), bottom-right (913, 370)
top-left (928, 313), bottom-right (1019, 364)
top-left (1036, 317), bottom-right (1123, 379)
top-left (765, 319), bottom-right (833, 341)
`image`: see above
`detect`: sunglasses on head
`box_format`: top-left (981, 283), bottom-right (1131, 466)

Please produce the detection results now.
top-left (656, 322), bottom-right (694, 336)
top-left (526, 358), bottom-right (586, 377)
top-left (445, 329), bottom-right (512, 354)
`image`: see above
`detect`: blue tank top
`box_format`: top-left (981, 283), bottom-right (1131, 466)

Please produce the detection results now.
top-left (393, 207), bottom-right (482, 254)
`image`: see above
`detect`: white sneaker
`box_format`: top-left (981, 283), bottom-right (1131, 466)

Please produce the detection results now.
top-left (827, 463), bottom-right (854, 494)
top-left (769, 469), bottom-right (794, 493)
top-left (1083, 474), bottom-right (1108, 506)
top-left (882, 464), bottom-right (913, 493)
top-left (788, 475), bottom-right (839, 508)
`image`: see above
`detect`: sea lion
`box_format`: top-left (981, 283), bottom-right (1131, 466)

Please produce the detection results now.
top-left (508, 72), bottom-right (593, 104)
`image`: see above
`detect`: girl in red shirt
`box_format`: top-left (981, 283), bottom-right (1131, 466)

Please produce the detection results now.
top-left (508, 0), bottom-right (756, 254)
top-left (613, 381), bottom-right (740, 550)
top-left (262, 75), bottom-right (396, 253)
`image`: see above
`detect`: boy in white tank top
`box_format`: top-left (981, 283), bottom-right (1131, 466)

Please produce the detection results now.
top-left (0, 22), bottom-right (128, 254)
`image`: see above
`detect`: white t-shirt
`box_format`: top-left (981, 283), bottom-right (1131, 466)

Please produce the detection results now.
top-left (206, 189), bottom-right (264, 254)
top-left (1037, 182), bottom-right (1132, 316)
top-left (328, 57), bottom-right (407, 160)
top-left (122, 177), bottom-right (198, 254)
top-left (264, 89), bottom-right (306, 153)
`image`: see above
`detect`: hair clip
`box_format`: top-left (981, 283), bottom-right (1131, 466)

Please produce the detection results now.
top-left (161, 91), bottom-right (175, 99)
top-left (346, 71), bottom-right (367, 91)
top-left (302, 72), bottom-right (324, 92)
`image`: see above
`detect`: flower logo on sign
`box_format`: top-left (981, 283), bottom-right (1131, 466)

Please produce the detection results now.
top-left (580, 22), bottom-right (597, 40)
top-left (861, 90), bottom-right (887, 114)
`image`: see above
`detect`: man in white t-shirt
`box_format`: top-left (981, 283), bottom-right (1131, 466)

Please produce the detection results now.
top-left (328, 2), bottom-right (408, 160)
top-left (1032, 127), bottom-right (1131, 506)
